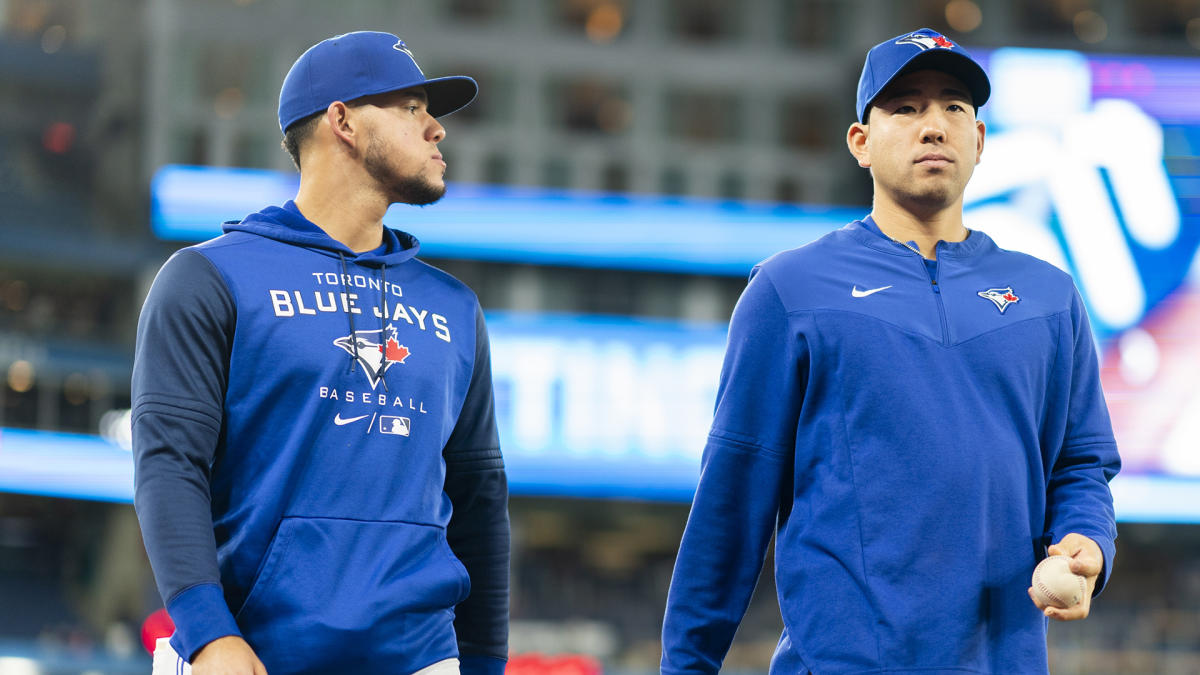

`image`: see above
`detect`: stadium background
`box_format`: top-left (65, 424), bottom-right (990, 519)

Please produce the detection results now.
top-left (2, 0), bottom-right (1200, 673)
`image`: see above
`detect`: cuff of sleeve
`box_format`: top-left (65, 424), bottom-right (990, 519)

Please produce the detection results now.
top-left (166, 582), bottom-right (242, 662)
top-left (1092, 535), bottom-right (1116, 596)
top-left (459, 654), bottom-right (507, 675)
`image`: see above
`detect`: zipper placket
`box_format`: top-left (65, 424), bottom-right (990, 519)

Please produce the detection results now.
top-left (892, 238), bottom-right (951, 346)
top-left (927, 252), bottom-right (950, 347)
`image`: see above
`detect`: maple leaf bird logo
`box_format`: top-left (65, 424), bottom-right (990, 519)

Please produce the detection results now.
top-left (896, 33), bottom-right (955, 51)
top-left (977, 287), bottom-right (1020, 313)
top-left (333, 324), bottom-right (411, 389)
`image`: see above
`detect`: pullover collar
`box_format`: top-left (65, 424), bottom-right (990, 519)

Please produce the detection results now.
top-left (849, 214), bottom-right (989, 259)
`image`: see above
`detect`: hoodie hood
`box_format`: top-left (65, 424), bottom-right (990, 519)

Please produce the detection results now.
top-left (223, 200), bottom-right (420, 267)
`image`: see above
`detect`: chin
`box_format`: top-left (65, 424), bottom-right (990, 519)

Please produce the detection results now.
top-left (392, 179), bottom-right (446, 207)
top-left (900, 188), bottom-right (956, 212)
top-left (909, 177), bottom-right (964, 204)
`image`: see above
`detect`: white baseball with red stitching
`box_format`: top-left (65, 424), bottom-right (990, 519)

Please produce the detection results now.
top-left (1031, 555), bottom-right (1085, 609)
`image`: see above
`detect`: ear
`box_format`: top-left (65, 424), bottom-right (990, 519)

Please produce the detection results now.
top-left (974, 118), bottom-right (986, 165)
top-left (847, 121), bottom-right (871, 168)
top-left (323, 101), bottom-right (359, 150)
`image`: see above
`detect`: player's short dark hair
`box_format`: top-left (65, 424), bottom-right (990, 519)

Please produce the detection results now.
top-left (281, 110), bottom-right (324, 170)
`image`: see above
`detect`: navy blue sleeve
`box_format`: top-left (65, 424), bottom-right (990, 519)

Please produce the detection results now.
top-left (443, 303), bottom-right (509, 672)
top-left (1045, 287), bottom-right (1121, 594)
top-left (661, 267), bottom-right (801, 675)
top-left (132, 249), bottom-right (243, 658)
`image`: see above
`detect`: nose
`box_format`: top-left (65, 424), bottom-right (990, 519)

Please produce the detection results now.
top-left (916, 119), bottom-right (945, 142)
top-left (920, 110), bottom-right (946, 144)
top-left (428, 116), bottom-right (446, 144)
top-left (912, 104), bottom-right (950, 142)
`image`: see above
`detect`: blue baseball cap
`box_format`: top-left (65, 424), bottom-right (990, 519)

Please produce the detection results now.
top-left (278, 31), bottom-right (478, 132)
top-left (856, 28), bottom-right (990, 123)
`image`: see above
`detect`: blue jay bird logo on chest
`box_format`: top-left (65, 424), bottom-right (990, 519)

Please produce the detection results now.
top-left (333, 324), bottom-right (411, 389)
top-left (977, 287), bottom-right (1021, 313)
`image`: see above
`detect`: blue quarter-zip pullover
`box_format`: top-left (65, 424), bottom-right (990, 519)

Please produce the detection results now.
top-left (662, 219), bottom-right (1119, 674)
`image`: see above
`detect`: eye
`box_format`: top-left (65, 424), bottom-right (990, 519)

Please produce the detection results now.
top-left (948, 103), bottom-right (969, 113)
top-left (895, 105), bottom-right (916, 114)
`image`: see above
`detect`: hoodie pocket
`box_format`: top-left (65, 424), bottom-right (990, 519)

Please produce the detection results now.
top-left (234, 516), bottom-right (469, 666)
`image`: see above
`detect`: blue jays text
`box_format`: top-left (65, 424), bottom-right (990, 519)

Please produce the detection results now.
top-left (268, 277), bottom-right (452, 342)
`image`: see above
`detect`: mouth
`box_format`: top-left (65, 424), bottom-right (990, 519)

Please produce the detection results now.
top-left (915, 153), bottom-right (952, 168)
top-left (432, 153), bottom-right (446, 167)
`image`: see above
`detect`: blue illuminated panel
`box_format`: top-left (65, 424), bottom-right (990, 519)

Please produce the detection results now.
top-left (151, 165), bottom-right (860, 276)
top-left (488, 312), bottom-right (726, 501)
top-left (0, 427), bottom-right (135, 503)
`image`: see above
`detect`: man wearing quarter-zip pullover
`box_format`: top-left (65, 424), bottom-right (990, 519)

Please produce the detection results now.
top-left (661, 29), bottom-right (1119, 674)
top-left (134, 32), bottom-right (508, 675)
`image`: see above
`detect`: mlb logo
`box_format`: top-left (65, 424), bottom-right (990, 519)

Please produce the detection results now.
top-left (380, 416), bottom-right (411, 436)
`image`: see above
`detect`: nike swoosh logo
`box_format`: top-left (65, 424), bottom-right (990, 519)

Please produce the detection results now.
top-left (851, 285), bottom-right (893, 298)
top-left (333, 413), bottom-right (370, 426)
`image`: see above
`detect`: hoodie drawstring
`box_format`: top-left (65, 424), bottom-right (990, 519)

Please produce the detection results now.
top-left (378, 263), bottom-right (390, 392)
top-left (338, 253), bottom-right (360, 375)
top-left (338, 252), bottom-right (391, 391)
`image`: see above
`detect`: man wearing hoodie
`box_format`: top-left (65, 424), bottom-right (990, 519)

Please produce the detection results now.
top-left (133, 32), bottom-right (508, 675)
top-left (660, 29), bottom-right (1120, 674)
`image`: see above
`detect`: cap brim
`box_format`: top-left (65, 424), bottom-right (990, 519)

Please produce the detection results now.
top-left (422, 76), bottom-right (479, 118)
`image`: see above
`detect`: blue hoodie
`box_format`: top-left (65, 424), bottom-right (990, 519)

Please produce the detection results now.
top-left (661, 219), bottom-right (1120, 674)
top-left (133, 202), bottom-right (508, 675)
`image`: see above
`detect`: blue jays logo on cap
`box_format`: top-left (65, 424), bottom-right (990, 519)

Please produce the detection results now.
top-left (855, 27), bottom-right (990, 123)
top-left (392, 40), bottom-right (424, 77)
top-left (895, 31), bottom-right (957, 51)
top-left (393, 39), bottom-right (413, 56)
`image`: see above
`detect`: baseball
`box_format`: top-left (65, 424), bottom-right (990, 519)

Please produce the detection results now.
top-left (1031, 555), bottom-right (1086, 609)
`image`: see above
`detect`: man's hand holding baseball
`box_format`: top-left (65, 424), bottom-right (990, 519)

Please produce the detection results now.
top-left (1028, 532), bottom-right (1104, 622)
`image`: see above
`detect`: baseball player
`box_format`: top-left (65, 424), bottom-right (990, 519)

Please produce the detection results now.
top-left (660, 28), bottom-right (1120, 673)
top-left (133, 32), bottom-right (508, 675)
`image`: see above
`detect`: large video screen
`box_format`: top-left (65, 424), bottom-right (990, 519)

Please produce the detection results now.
top-left (965, 48), bottom-right (1200, 520)
top-left (10, 46), bottom-right (1200, 521)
